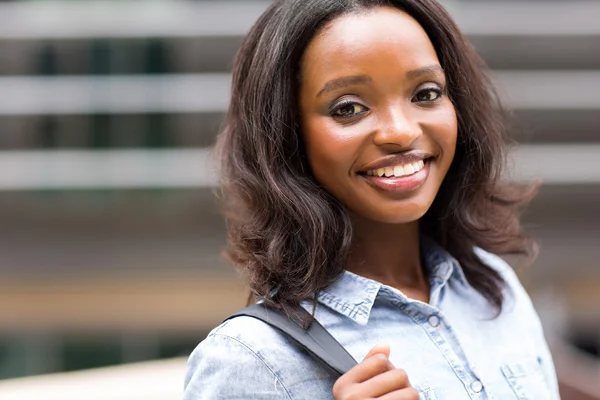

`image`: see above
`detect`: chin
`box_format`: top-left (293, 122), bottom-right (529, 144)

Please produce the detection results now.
top-left (379, 211), bottom-right (428, 225)
top-left (359, 200), bottom-right (432, 225)
top-left (354, 181), bottom-right (440, 222)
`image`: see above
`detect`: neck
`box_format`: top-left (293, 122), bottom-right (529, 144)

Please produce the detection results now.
top-left (346, 216), bottom-right (429, 300)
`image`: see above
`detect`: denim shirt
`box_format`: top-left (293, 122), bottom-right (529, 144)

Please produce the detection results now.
top-left (184, 244), bottom-right (559, 400)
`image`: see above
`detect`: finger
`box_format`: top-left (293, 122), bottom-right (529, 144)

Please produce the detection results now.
top-left (364, 343), bottom-right (391, 360)
top-left (376, 387), bottom-right (420, 400)
top-left (362, 368), bottom-right (412, 397)
top-left (340, 353), bottom-right (395, 384)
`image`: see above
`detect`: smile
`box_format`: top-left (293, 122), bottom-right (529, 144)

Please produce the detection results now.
top-left (359, 159), bottom-right (431, 193)
top-left (364, 160), bottom-right (425, 178)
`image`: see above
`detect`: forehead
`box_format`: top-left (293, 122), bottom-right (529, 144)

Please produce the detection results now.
top-left (300, 6), bottom-right (441, 89)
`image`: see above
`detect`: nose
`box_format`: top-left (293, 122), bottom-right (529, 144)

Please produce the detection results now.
top-left (372, 106), bottom-right (422, 148)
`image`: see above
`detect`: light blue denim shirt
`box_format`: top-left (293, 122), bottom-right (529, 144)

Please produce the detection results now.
top-left (184, 243), bottom-right (559, 399)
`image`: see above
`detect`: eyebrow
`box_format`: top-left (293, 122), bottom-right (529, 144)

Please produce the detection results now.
top-left (406, 65), bottom-right (445, 80)
top-left (317, 75), bottom-right (372, 98)
top-left (316, 65), bottom-right (445, 98)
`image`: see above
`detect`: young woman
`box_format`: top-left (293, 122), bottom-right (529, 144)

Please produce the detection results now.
top-left (184, 0), bottom-right (560, 399)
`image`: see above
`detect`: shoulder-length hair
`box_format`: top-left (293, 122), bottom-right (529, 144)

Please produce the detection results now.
top-left (216, 0), bottom-right (537, 317)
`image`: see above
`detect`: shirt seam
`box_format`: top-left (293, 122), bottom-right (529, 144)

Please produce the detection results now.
top-left (210, 332), bottom-right (294, 400)
top-left (317, 276), bottom-right (381, 324)
top-left (318, 292), bottom-right (366, 319)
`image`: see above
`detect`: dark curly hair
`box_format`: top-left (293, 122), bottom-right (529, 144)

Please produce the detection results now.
top-left (216, 0), bottom-right (537, 319)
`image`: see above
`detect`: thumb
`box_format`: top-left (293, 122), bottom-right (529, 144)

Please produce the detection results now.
top-left (363, 344), bottom-right (390, 360)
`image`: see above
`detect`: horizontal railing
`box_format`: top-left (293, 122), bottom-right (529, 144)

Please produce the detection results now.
top-left (0, 1), bottom-right (598, 39)
top-left (0, 74), bottom-right (230, 115)
top-left (0, 358), bottom-right (186, 400)
top-left (0, 71), bottom-right (598, 115)
top-left (0, 144), bottom-right (597, 190)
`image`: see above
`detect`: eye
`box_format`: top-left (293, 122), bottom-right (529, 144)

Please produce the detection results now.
top-left (331, 102), bottom-right (369, 118)
top-left (413, 87), bottom-right (442, 103)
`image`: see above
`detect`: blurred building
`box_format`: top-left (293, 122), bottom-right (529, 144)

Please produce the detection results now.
top-left (0, 0), bottom-right (598, 397)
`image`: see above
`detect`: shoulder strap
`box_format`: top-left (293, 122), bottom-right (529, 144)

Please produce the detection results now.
top-left (225, 304), bottom-right (357, 376)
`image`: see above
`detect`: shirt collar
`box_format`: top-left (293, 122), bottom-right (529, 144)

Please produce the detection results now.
top-left (421, 237), bottom-right (469, 286)
top-left (316, 238), bottom-right (468, 325)
top-left (316, 270), bottom-right (381, 326)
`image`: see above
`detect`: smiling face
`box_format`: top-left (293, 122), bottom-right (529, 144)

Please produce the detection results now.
top-left (299, 6), bottom-right (458, 225)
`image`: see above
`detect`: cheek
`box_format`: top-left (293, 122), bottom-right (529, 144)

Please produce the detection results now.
top-left (429, 104), bottom-right (458, 164)
top-left (303, 119), bottom-right (359, 179)
top-left (445, 114), bottom-right (458, 164)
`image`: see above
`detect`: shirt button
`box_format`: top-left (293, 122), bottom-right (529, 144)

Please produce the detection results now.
top-left (471, 380), bottom-right (483, 393)
top-left (428, 315), bottom-right (440, 327)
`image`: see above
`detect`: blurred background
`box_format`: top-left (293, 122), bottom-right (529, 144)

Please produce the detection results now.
top-left (0, 0), bottom-right (598, 399)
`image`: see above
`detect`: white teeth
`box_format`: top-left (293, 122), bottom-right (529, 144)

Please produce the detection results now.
top-left (393, 165), bottom-right (405, 176)
top-left (366, 160), bottom-right (426, 178)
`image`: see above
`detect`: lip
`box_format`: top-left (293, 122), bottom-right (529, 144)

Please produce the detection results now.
top-left (360, 159), bottom-right (431, 193)
top-left (359, 150), bottom-right (432, 172)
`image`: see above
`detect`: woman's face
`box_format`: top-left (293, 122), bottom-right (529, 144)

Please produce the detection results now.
top-left (299, 6), bottom-right (457, 224)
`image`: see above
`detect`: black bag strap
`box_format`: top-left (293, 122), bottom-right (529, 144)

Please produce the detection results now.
top-left (225, 304), bottom-right (358, 376)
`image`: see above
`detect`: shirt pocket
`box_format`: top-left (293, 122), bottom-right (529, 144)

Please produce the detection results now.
top-left (501, 356), bottom-right (552, 400)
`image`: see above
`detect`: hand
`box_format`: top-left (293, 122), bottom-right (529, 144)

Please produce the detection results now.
top-left (332, 344), bottom-right (419, 400)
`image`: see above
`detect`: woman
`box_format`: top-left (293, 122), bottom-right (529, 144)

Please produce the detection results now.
top-left (184, 0), bottom-right (559, 399)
